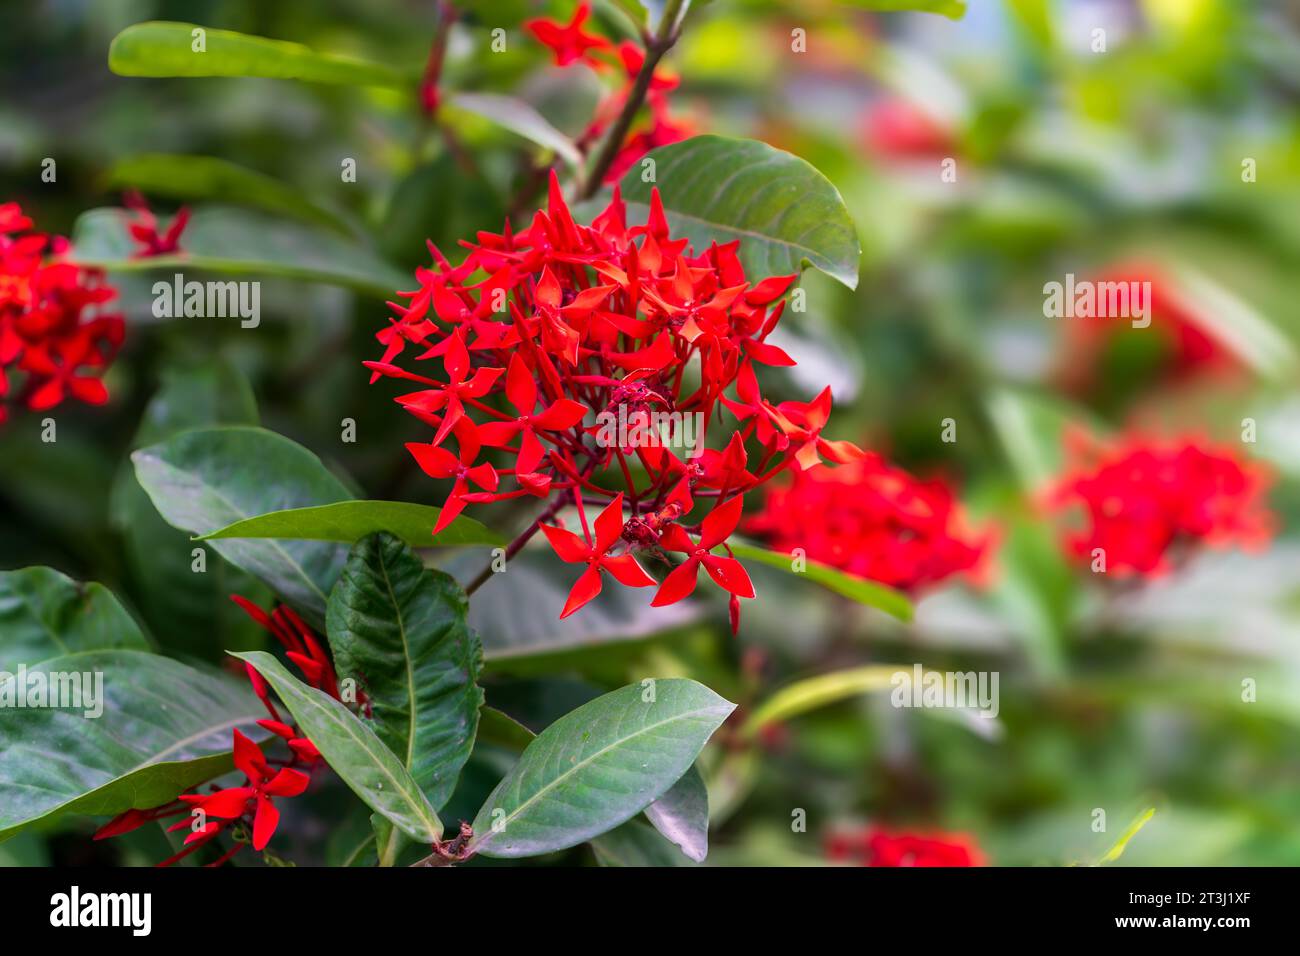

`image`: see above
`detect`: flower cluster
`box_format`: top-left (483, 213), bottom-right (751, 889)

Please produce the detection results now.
top-left (94, 597), bottom-right (350, 866)
top-left (826, 825), bottom-right (984, 867)
top-left (748, 453), bottom-right (993, 592)
top-left (526, 2), bottom-right (692, 182)
top-left (0, 202), bottom-right (123, 424)
top-left (367, 173), bottom-right (863, 632)
top-left (1048, 432), bottom-right (1274, 577)
top-left (123, 190), bottom-right (190, 258)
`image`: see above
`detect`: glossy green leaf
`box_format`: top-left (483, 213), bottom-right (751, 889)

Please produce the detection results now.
top-left (447, 93), bottom-right (583, 169)
top-left (0, 567), bottom-right (149, 668)
top-left (109, 358), bottom-right (269, 659)
top-left (728, 541), bottom-right (913, 621)
top-left (617, 135), bottom-right (861, 289)
top-left (233, 650), bottom-right (443, 844)
top-left (199, 500), bottom-right (504, 549)
top-left (469, 679), bottom-right (734, 858)
top-left (109, 21), bottom-right (407, 87)
top-left (132, 426), bottom-right (354, 626)
top-left (105, 154), bottom-right (353, 234)
top-left (0, 650), bottom-right (269, 843)
top-left (591, 818), bottom-right (695, 866)
top-left (641, 763), bottom-right (709, 862)
top-left (70, 206), bottom-right (407, 298)
top-left (326, 532), bottom-right (483, 813)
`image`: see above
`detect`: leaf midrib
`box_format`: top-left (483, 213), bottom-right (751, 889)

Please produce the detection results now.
top-left (471, 702), bottom-right (729, 852)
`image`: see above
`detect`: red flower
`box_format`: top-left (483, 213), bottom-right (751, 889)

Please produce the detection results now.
top-left (826, 826), bottom-right (984, 867)
top-left (367, 172), bottom-right (861, 634)
top-left (748, 454), bottom-right (993, 593)
top-left (123, 190), bottom-right (190, 258)
top-left (526, 2), bottom-right (610, 68)
top-left (861, 97), bottom-right (956, 161)
top-left (178, 729), bottom-right (309, 851)
top-left (1, 203), bottom-right (122, 424)
top-left (541, 492), bottom-right (655, 617)
top-left (652, 494), bottom-right (755, 607)
top-left (1047, 432), bottom-right (1274, 577)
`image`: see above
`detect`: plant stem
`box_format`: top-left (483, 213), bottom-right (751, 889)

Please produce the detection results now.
top-left (463, 493), bottom-right (571, 596)
top-left (575, 0), bottom-right (688, 200)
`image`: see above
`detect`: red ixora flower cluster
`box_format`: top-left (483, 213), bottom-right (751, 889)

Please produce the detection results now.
top-left (826, 825), bottom-right (984, 867)
top-left (94, 597), bottom-right (354, 867)
top-left (1048, 431), bottom-right (1274, 578)
top-left (526, 2), bottom-right (692, 182)
top-left (367, 173), bottom-right (864, 632)
top-left (0, 202), bottom-right (123, 424)
top-left (748, 453), bottom-right (994, 593)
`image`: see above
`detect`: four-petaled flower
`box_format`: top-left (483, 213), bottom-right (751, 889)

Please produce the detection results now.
top-left (541, 493), bottom-right (655, 617)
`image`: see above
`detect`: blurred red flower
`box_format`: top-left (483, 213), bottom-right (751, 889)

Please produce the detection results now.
top-left (1048, 431), bottom-right (1274, 577)
top-left (826, 825), bottom-right (985, 867)
top-left (0, 202), bottom-right (122, 424)
top-left (748, 453), bottom-right (993, 592)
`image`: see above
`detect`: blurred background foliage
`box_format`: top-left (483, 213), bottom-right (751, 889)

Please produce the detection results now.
top-left (3, 0), bottom-right (1300, 866)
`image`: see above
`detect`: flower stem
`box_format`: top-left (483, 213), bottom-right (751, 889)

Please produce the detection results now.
top-left (575, 0), bottom-right (688, 200)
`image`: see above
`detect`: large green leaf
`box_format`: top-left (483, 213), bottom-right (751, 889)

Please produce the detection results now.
top-left (132, 426), bottom-right (354, 626)
top-left (109, 21), bottom-right (407, 87)
top-left (641, 763), bottom-right (709, 862)
top-left (109, 358), bottom-right (269, 658)
top-left (0, 650), bottom-right (268, 843)
top-left (0, 567), bottom-right (149, 668)
top-left (70, 206), bottom-right (407, 298)
top-left (199, 500), bottom-right (503, 550)
top-left (326, 532), bottom-right (483, 815)
top-left (105, 154), bottom-right (354, 235)
top-left (233, 650), bottom-right (443, 844)
top-left (728, 541), bottom-right (913, 621)
top-left (617, 136), bottom-right (861, 289)
top-left (468, 679), bottom-right (734, 858)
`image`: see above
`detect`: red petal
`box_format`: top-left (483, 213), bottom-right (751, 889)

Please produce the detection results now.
top-left (531, 398), bottom-right (588, 431)
top-left (231, 728), bottom-right (268, 782)
top-left (252, 793), bottom-right (279, 851)
top-left (651, 558), bottom-right (700, 606)
top-left (505, 353), bottom-right (536, 414)
top-left (601, 553), bottom-right (655, 588)
top-left (699, 494), bottom-right (745, 550)
top-left (541, 523), bottom-right (592, 563)
top-left (263, 767), bottom-right (311, 798)
top-left (560, 564), bottom-right (604, 618)
top-left (593, 493), bottom-right (626, 553)
top-left (702, 555), bottom-right (755, 598)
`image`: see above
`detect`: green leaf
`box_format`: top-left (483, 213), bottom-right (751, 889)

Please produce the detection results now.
top-left (105, 154), bottom-right (354, 235)
top-left (0, 650), bottom-right (269, 843)
top-left (326, 533), bottom-right (483, 813)
top-left (109, 21), bottom-right (407, 88)
top-left (1097, 807), bottom-right (1157, 865)
top-left (233, 650), bottom-right (443, 844)
top-left (198, 500), bottom-right (504, 549)
top-left (132, 426), bottom-right (354, 626)
top-left (70, 206), bottom-right (408, 298)
top-left (109, 358), bottom-right (269, 659)
top-left (617, 135), bottom-right (861, 289)
top-left (740, 665), bottom-right (903, 739)
top-left (641, 763), bottom-right (709, 862)
top-left (590, 818), bottom-right (695, 866)
top-left (0, 567), bottom-right (149, 668)
top-left (728, 541), bottom-right (913, 621)
top-left (469, 679), bottom-right (734, 858)
top-left (446, 93), bottom-right (583, 170)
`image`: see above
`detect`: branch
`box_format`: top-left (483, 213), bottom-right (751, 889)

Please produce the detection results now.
top-left (575, 0), bottom-right (688, 200)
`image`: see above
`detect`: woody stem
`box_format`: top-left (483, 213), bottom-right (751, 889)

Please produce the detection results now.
top-left (575, 0), bottom-right (687, 200)
top-left (463, 492), bottom-right (572, 596)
